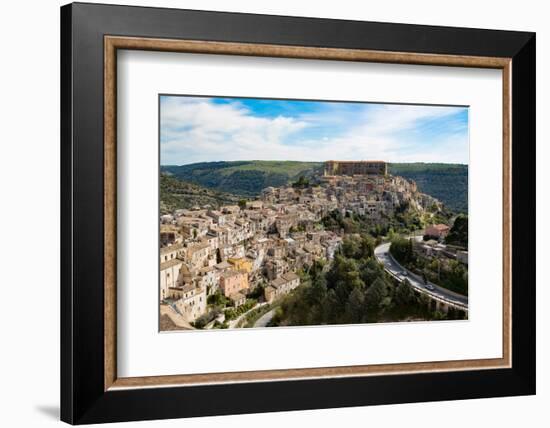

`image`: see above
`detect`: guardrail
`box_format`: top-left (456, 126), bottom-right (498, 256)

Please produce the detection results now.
top-left (376, 247), bottom-right (468, 312)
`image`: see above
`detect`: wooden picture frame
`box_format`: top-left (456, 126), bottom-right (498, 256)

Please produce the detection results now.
top-left (61, 2), bottom-right (535, 424)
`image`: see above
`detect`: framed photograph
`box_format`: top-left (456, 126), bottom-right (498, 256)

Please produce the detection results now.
top-left (61, 2), bottom-right (535, 424)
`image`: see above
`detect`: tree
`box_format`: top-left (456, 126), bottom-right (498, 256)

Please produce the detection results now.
top-left (327, 256), bottom-right (364, 288)
top-left (441, 260), bottom-right (468, 295)
top-left (207, 291), bottom-right (229, 307)
top-left (341, 236), bottom-right (360, 259)
top-left (429, 202), bottom-right (439, 212)
top-left (432, 311), bottom-right (446, 320)
top-left (447, 306), bottom-right (458, 320)
top-left (422, 271), bottom-right (428, 284)
top-left (342, 218), bottom-right (360, 234)
top-left (418, 291), bottom-right (431, 308)
top-left (316, 289), bottom-right (339, 324)
top-left (358, 258), bottom-right (385, 287)
top-left (238, 199), bottom-right (247, 209)
top-left (340, 234), bottom-right (375, 260)
top-left (395, 279), bottom-right (416, 306)
top-left (365, 277), bottom-right (388, 311)
top-left (309, 259), bottom-right (326, 281)
top-left (307, 273), bottom-right (328, 306)
top-left (292, 175), bottom-right (310, 188)
top-left (390, 237), bottom-right (414, 265)
top-left (321, 209), bottom-right (344, 231)
top-left (446, 215), bottom-right (468, 247)
top-left (358, 235), bottom-right (375, 259)
top-left (395, 201), bottom-right (410, 214)
top-left (344, 288), bottom-right (367, 323)
top-left (337, 264), bottom-right (365, 305)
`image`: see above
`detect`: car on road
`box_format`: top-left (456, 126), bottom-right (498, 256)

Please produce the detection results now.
top-left (401, 271), bottom-right (408, 276)
top-left (424, 284), bottom-right (435, 291)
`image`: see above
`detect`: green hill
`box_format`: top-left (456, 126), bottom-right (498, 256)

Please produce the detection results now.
top-left (161, 161), bottom-right (323, 197)
top-left (160, 174), bottom-right (242, 214)
top-left (387, 163), bottom-right (468, 213)
top-left (161, 161), bottom-right (468, 213)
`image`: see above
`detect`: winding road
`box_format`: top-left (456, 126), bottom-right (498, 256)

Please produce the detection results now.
top-left (253, 309), bottom-right (276, 328)
top-left (227, 302), bottom-right (268, 328)
top-left (374, 242), bottom-right (468, 311)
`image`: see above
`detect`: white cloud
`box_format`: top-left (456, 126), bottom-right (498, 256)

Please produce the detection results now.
top-left (161, 97), bottom-right (309, 164)
top-left (292, 104), bottom-right (468, 163)
top-left (160, 98), bottom-right (468, 165)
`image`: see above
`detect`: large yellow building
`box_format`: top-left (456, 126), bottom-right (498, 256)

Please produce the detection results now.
top-left (227, 257), bottom-right (253, 273)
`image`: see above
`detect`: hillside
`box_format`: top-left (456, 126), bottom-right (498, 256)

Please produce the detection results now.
top-left (387, 163), bottom-right (468, 213)
top-left (161, 161), bottom-right (324, 197)
top-left (161, 161), bottom-right (468, 213)
top-left (160, 174), bottom-right (241, 213)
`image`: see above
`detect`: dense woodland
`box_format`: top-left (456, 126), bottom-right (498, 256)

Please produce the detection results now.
top-left (270, 235), bottom-right (464, 327)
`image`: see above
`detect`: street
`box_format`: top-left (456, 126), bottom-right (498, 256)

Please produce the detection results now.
top-left (374, 242), bottom-right (468, 310)
top-left (253, 308), bottom-right (276, 328)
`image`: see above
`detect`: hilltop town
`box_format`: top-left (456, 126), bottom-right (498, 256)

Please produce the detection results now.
top-left (159, 160), bottom-right (444, 330)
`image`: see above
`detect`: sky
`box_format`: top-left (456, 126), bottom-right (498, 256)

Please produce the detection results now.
top-left (160, 95), bottom-right (469, 165)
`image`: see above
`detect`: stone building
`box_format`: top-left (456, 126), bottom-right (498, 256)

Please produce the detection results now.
top-left (159, 258), bottom-right (183, 300)
top-left (229, 292), bottom-right (246, 307)
top-left (171, 284), bottom-right (206, 322)
top-left (160, 243), bottom-right (184, 263)
top-left (198, 265), bottom-right (220, 295)
top-left (324, 160), bottom-right (387, 176)
top-left (159, 157), bottom-right (447, 329)
top-left (185, 242), bottom-right (210, 271)
top-left (160, 227), bottom-right (182, 247)
top-left (264, 271), bottom-right (301, 303)
top-left (219, 270), bottom-right (249, 297)
top-left (227, 257), bottom-right (253, 273)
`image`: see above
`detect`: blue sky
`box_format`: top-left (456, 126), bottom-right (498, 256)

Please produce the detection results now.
top-left (160, 95), bottom-right (469, 165)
